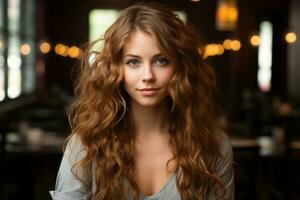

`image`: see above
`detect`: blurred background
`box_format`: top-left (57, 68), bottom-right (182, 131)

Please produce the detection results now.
top-left (0, 0), bottom-right (299, 199)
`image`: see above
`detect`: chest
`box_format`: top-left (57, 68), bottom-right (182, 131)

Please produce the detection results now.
top-left (134, 137), bottom-right (177, 196)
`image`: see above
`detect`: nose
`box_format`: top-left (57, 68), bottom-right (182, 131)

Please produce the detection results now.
top-left (142, 64), bottom-right (155, 82)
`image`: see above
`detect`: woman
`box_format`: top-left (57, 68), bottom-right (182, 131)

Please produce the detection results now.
top-left (50, 2), bottom-right (234, 200)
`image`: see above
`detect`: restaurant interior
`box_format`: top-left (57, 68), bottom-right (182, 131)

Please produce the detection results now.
top-left (0, 0), bottom-right (300, 199)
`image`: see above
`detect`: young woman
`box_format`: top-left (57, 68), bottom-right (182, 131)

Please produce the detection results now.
top-left (50, 2), bottom-right (234, 200)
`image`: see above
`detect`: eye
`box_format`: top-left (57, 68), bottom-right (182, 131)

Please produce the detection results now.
top-left (126, 59), bottom-right (140, 67)
top-left (154, 57), bottom-right (169, 66)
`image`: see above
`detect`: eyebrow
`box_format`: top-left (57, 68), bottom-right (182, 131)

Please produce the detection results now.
top-left (123, 53), bottom-right (163, 59)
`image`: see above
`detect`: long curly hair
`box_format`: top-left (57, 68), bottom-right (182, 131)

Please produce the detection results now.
top-left (68, 2), bottom-right (226, 200)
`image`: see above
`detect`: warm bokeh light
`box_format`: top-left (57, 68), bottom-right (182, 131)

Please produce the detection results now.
top-left (217, 44), bottom-right (225, 55)
top-left (223, 39), bottom-right (232, 50)
top-left (250, 35), bottom-right (261, 46)
top-left (228, 6), bottom-right (238, 21)
top-left (216, 0), bottom-right (238, 31)
top-left (205, 44), bottom-right (216, 58)
top-left (55, 44), bottom-right (64, 55)
top-left (203, 43), bottom-right (225, 58)
top-left (231, 40), bottom-right (241, 51)
top-left (285, 32), bottom-right (297, 43)
top-left (55, 44), bottom-right (68, 56)
top-left (190, 0), bottom-right (201, 2)
top-left (68, 46), bottom-right (81, 58)
top-left (203, 46), bottom-right (211, 58)
top-left (40, 42), bottom-right (51, 54)
top-left (0, 40), bottom-right (3, 49)
top-left (61, 46), bottom-right (69, 57)
top-left (20, 44), bottom-right (31, 55)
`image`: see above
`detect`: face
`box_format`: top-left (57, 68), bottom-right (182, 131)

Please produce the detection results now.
top-left (122, 30), bottom-right (175, 107)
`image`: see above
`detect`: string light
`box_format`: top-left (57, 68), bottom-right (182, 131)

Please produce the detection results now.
top-left (12, 30), bottom-right (296, 61)
top-left (204, 44), bottom-right (217, 58)
top-left (223, 39), bottom-right (232, 50)
top-left (55, 44), bottom-right (69, 56)
top-left (285, 32), bottom-right (297, 43)
top-left (20, 43), bottom-right (31, 55)
top-left (68, 46), bottom-right (81, 58)
top-left (217, 44), bottom-right (225, 55)
top-left (231, 40), bottom-right (241, 51)
top-left (250, 35), bottom-right (261, 46)
top-left (203, 43), bottom-right (225, 58)
top-left (55, 44), bottom-right (64, 55)
top-left (40, 42), bottom-right (51, 54)
top-left (61, 45), bottom-right (69, 57)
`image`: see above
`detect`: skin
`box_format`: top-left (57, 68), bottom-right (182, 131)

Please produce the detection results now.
top-left (122, 30), bottom-right (177, 196)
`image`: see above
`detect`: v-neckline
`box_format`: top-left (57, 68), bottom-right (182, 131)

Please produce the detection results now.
top-left (142, 173), bottom-right (176, 198)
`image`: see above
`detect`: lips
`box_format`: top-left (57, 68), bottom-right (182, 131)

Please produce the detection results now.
top-left (137, 88), bottom-right (159, 96)
top-left (139, 88), bottom-right (159, 91)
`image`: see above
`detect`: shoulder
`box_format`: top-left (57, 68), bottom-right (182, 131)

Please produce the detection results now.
top-left (60, 134), bottom-right (91, 180)
top-left (211, 130), bottom-right (233, 176)
top-left (210, 131), bottom-right (235, 199)
top-left (64, 134), bottom-right (87, 163)
top-left (50, 134), bottom-right (92, 199)
top-left (215, 131), bottom-right (232, 158)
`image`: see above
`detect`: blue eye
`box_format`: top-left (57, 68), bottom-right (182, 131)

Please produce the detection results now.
top-left (154, 57), bottom-right (169, 66)
top-left (126, 59), bottom-right (140, 67)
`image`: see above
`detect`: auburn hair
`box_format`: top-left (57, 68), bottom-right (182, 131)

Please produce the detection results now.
top-left (68, 2), bottom-right (226, 200)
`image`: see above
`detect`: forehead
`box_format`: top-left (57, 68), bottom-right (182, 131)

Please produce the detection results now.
top-left (122, 30), bottom-right (161, 56)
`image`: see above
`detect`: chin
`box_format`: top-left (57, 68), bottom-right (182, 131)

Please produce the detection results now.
top-left (132, 97), bottom-right (167, 107)
top-left (135, 100), bottom-right (161, 107)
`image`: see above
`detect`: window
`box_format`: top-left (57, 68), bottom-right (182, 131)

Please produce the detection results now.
top-left (258, 21), bottom-right (273, 92)
top-left (89, 9), bottom-right (187, 43)
top-left (0, 0), bottom-right (36, 102)
top-left (0, 0), bottom-right (5, 101)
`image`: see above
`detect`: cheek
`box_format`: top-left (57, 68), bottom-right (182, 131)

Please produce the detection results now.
top-left (123, 70), bottom-right (138, 88)
top-left (161, 69), bottom-right (175, 84)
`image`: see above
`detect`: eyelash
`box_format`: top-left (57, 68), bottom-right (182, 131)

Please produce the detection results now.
top-left (126, 59), bottom-right (140, 66)
top-left (154, 58), bottom-right (169, 65)
top-left (125, 57), bottom-right (169, 67)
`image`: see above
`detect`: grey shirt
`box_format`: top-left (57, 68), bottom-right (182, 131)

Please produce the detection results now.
top-left (50, 135), bottom-right (234, 200)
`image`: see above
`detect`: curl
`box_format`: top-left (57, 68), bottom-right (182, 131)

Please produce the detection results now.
top-left (67, 2), bottom-right (229, 200)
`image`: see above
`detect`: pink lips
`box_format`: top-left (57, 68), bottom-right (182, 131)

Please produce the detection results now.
top-left (138, 88), bottom-right (159, 96)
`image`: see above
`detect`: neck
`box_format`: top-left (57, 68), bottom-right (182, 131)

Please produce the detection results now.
top-left (130, 100), bottom-right (170, 136)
